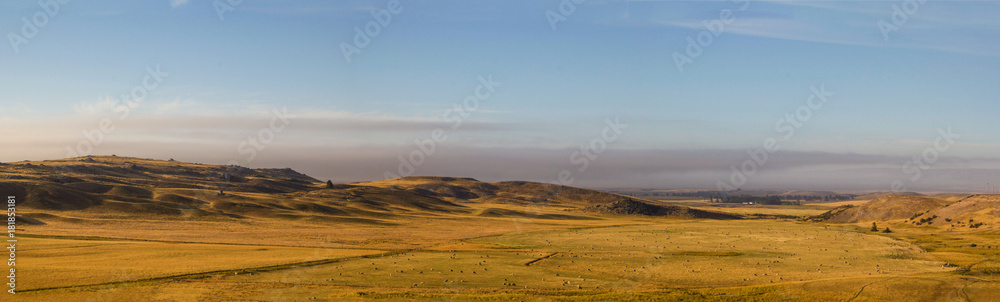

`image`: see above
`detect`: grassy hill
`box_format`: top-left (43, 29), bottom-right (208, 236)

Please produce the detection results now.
top-left (580, 198), bottom-right (741, 219)
top-left (812, 194), bottom-right (998, 231)
top-left (1, 156), bottom-right (734, 223)
top-left (813, 195), bottom-right (952, 223)
top-left (357, 177), bottom-right (628, 206)
top-left (852, 191), bottom-right (925, 200)
top-left (917, 194), bottom-right (1000, 230)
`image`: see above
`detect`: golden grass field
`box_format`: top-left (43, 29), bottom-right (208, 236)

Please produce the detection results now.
top-left (13, 202), bottom-right (1000, 301)
top-left (4, 157), bottom-right (999, 301)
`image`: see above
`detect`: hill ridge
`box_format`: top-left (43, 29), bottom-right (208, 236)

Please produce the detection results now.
top-left (0, 156), bottom-right (734, 223)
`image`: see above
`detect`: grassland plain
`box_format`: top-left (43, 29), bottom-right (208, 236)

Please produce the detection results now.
top-left (5, 157), bottom-right (998, 301)
top-left (15, 237), bottom-right (381, 290)
top-left (15, 210), bottom-right (997, 301)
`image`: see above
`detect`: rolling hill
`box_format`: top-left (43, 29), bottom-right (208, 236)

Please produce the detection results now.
top-left (851, 191), bottom-right (925, 200)
top-left (581, 198), bottom-right (741, 219)
top-left (918, 194), bottom-right (1000, 229)
top-left (0, 156), bottom-right (737, 223)
top-left (813, 194), bottom-right (998, 229)
top-left (812, 195), bottom-right (952, 223)
top-left (358, 177), bottom-right (629, 206)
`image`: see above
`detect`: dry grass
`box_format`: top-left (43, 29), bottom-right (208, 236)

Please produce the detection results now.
top-left (16, 236), bottom-right (380, 290)
top-left (4, 157), bottom-right (998, 301)
top-left (805, 199), bottom-right (871, 207)
top-left (17, 218), bottom-right (984, 301)
top-left (660, 200), bottom-right (831, 217)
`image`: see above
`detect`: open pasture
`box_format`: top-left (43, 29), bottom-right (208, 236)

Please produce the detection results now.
top-left (14, 236), bottom-right (382, 291)
top-left (15, 218), bottom-right (999, 301)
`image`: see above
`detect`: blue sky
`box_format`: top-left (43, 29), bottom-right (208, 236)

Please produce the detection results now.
top-left (1, 0), bottom-right (999, 192)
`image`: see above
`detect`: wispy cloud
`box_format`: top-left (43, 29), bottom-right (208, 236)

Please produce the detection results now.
top-left (73, 97), bottom-right (118, 115)
top-left (170, 0), bottom-right (189, 8)
top-left (660, 16), bottom-right (879, 48)
top-left (241, 5), bottom-right (378, 16)
top-left (656, 0), bottom-right (1000, 57)
top-left (154, 99), bottom-right (197, 115)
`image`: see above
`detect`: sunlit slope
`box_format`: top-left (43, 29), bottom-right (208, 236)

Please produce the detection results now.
top-left (814, 196), bottom-right (952, 223)
top-left (1, 157), bottom-right (735, 222)
top-left (0, 157), bottom-right (474, 221)
top-left (358, 176), bottom-right (627, 206)
top-left (814, 195), bottom-right (999, 230)
top-left (359, 176), bottom-right (741, 218)
top-left (919, 194), bottom-right (1000, 230)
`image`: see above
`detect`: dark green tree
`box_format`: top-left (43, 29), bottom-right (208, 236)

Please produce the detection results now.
top-left (871, 222), bottom-right (879, 232)
top-left (326, 180), bottom-right (334, 189)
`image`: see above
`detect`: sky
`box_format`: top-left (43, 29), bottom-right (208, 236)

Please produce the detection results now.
top-left (1, 0), bottom-right (999, 192)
